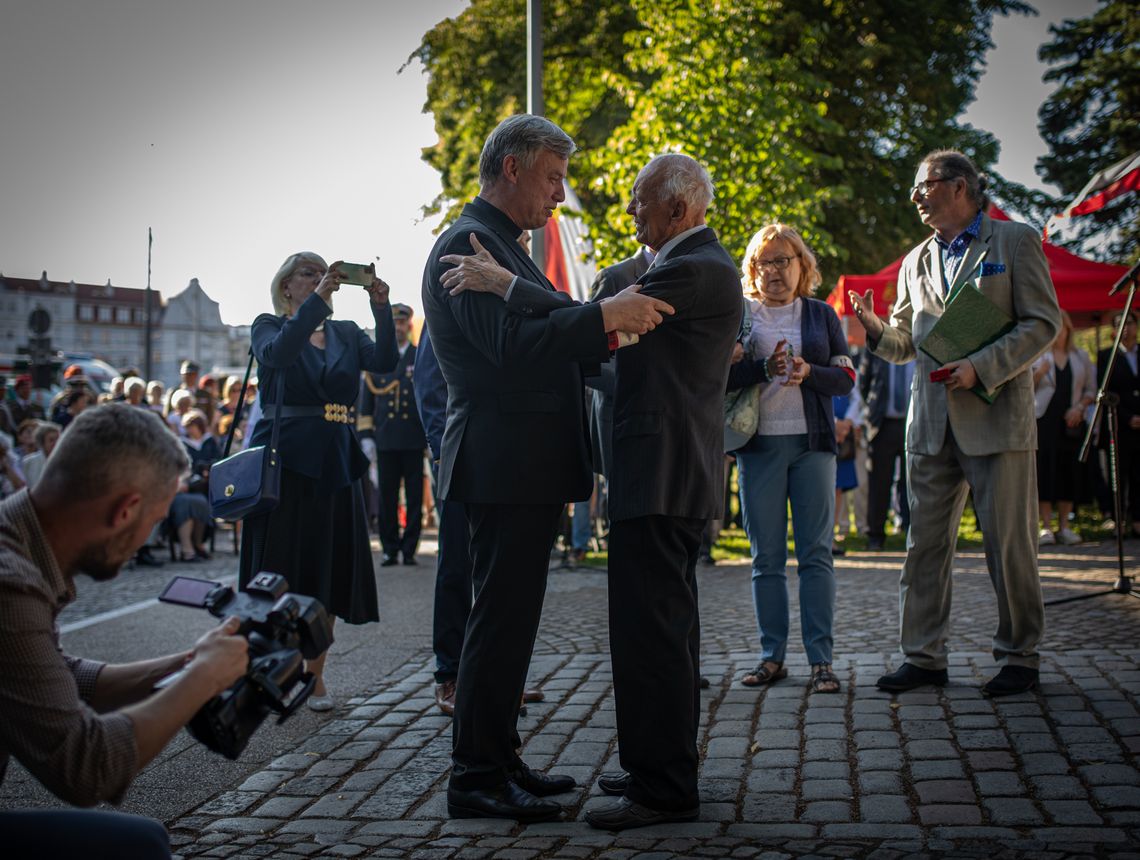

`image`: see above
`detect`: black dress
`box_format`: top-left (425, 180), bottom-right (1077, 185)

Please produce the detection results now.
top-left (1036, 360), bottom-right (1081, 503)
top-left (239, 293), bottom-right (397, 624)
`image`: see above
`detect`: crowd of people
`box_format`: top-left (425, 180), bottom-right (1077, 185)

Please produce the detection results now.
top-left (3, 113), bottom-right (1139, 857)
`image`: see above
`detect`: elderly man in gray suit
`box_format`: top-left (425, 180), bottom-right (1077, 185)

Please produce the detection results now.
top-left (849, 149), bottom-right (1060, 697)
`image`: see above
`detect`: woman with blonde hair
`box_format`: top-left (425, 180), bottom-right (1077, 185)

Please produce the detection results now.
top-left (1032, 310), bottom-right (1095, 545)
top-left (726, 224), bottom-right (854, 694)
top-left (239, 252), bottom-right (397, 710)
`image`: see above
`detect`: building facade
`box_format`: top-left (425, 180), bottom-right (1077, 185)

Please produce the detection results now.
top-left (0, 271), bottom-right (248, 388)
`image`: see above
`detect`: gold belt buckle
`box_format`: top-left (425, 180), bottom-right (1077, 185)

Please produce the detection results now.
top-left (323, 403), bottom-right (350, 424)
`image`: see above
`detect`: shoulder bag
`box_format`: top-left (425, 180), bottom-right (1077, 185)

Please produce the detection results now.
top-left (208, 350), bottom-right (285, 522)
top-left (724, 298), bottom-right (760, 452)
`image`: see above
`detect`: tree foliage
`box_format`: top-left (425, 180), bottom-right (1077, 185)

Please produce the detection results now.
top-left (410, 0), bottom-right (1031, 285)
top-left (1037, 0), bottom-right (1140, 263)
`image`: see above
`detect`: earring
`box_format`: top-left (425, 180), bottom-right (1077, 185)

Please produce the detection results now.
top-left (284, 292), bottom-right (291, 299)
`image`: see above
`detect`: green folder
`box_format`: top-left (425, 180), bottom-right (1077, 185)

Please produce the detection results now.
top-left (919, 282), bottom-right (1015, 404)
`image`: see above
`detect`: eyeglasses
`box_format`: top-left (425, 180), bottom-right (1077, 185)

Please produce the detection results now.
top-left (756, 256), bottom-right (796, 271)
top-left (294, 267), bottom-right (325, 279)
top-left (909, 178), bottom-right (952, 198)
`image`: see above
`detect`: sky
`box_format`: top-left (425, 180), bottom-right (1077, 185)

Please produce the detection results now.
top-left (0, 0), bottom-right (1100, 329)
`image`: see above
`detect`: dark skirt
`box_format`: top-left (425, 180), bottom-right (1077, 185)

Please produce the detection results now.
top-left (239, 467), bottom-right (378, 624)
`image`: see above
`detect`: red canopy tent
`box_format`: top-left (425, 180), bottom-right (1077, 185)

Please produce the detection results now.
top-left (827, 205), bottom-right (1130, 339)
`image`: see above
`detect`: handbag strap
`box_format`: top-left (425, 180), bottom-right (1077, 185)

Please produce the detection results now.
top-left (220, 348), bottom-right (285, 458)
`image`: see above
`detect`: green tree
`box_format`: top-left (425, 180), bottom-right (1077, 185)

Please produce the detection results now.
top-left (411, 0), bottom-right (1030, 283)
top-left (1037, 0), bottom-right (1140, 262)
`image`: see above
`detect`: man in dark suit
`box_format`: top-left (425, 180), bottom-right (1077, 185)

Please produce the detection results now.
top-left (1098, 310), bottom-right (1140, 535)
top-left (421, 114), bottom-right (674, 823)
top-left (859, 351), bottom-right (914, 549)
top-left (359, 303), bottom-right (427, 566)
top-left (583, 154), bottom-right (741, 830)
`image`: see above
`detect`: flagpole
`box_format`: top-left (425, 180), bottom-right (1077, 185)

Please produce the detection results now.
top-left (144, 227), bottom-right (153, 382)
top-left (527, 0), bottom-right (545, 273)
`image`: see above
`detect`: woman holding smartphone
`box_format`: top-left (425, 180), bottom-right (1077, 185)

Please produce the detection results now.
top-left (240, 253), bottom-right (397, 710)
top-left (725, 224), bottom-right (854, 694)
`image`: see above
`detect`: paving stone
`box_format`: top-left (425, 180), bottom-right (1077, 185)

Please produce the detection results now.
top-left (1091, 785), bottom-right (1140, 807)
top-left (741, 793), bottom-right (797, 822)
top-left (905, 739), bottom-right (958, 759)
top-left (907, 759), bottom-right (965, 780)
top-left (800, 800), bottom-right (852, 822)
top-left (983, 797), bottom-right (1044, 825)
top-left (859, 771), bottom-right (902, 794)
top-left (973, 771), bottom-right (1026, 796)
top-left (1078, 764), bottom-right (1140, 786)
top-left (966, 750), bottom-right (1015, 771)
top-left (800, 761), bottom-right (848, 780)
top-left (1042, 800), bottom-right (1103, 824)
top-left (918, 804), bottom-right (982, 825)
top-left (859, 795), bottom-right (914, 823)
top-left (1029, 774), bottom-right (1088, 799)
top-left (857, 749), bottom-right (903, 771)
top-left (915, 780), bottom-right (975, 804)
top-left (800, 779), bottom-right (853, 801)
top-left (253, 796), bottom-right (312, 818)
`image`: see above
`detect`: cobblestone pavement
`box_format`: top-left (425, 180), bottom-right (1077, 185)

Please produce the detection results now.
top-left (158, 539), bottom-right (1140, 859)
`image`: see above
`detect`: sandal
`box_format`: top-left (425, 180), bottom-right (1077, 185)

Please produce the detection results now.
top-left (742, 661), bottom-right (787, 687)
top-left (811, 662), bottom-right (841, 694)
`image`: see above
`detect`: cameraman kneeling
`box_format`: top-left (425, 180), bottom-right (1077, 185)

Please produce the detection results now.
top-left (0, 404), bottom-right (249, 859)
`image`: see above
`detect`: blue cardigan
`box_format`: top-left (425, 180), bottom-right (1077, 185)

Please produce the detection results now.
top-left (726, 297), bottom-right (853, 454)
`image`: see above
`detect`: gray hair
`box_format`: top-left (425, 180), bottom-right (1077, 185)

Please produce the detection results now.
top-left (39, 403), bottom-right (189, 502)
top-left (270, 251), bottom-right (329, 316)
top-left (641, 153), bottom-right (715, 212)
top-left (478, 114), bottom-right (576, 187)
top-left (923, 149), bottom-right (990, 209)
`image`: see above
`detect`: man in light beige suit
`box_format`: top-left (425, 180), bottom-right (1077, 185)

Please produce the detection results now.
top-left (850, 150), bottom-right (1060, 697)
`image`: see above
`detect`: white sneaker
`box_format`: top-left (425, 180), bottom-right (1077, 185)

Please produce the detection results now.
top-left (1038, 529), bottom-right (1056, 545)
top-left (307, 693), bottom-right (335, 712)
top-left (1057, 527), bottom-right (1082, 546)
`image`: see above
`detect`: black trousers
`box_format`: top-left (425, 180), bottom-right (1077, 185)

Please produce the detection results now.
top-left (449, 501), bottom-right (562, 791)
top-left (867, 417), bottom-right (909, 539)
top-left (3, 809), bottom-right (170, 859)
top-left (433, 496), bottom-right (472, 682)
top-left (376, 448), bottom-right (424, 559)
top-left (608, 514), bottom-right (704, 811)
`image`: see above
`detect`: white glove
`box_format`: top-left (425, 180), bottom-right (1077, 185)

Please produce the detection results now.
top-left (360, 438), bottom-right (376, 463)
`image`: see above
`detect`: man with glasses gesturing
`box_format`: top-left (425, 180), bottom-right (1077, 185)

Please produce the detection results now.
top-left (848, 150), bottom-right (1059, 697)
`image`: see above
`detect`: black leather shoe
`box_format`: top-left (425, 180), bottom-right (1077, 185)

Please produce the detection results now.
top-left (876, 663), bottom-right (948, 692)
top-left (403, 554), bottom-right (418, 565)
top-left (447, 781), bottom-right (562, 822)
top-left (380, 554), bottom-right (399, 567)
top-left (135, 548), bottom-right (164, 567)
top-left (982, 665), bottom-right (1038, 697)
top-left (597, 771), bottom-right (630, 796)
top-left (585, 796), bottom-right (699, 831)
top-left (509, 762), bottom-right (575, 796)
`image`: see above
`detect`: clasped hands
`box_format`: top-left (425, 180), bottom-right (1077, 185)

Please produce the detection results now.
top-left (761, 338), bottom-right (810, 387)
top-left (440, 233), bottom-right (674, 336)
top-left (847, 287), bottom-right (978, 391)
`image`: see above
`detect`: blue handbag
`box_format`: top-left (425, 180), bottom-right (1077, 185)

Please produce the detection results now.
top-left (208, 351), bottom-right (284, 521)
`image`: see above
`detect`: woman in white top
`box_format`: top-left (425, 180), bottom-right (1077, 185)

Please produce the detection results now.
top-left (1031, 310), bottom-right (1096, 545)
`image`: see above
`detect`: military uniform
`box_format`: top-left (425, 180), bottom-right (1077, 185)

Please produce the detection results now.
top-left (359, 342), bottom-right (427, 563)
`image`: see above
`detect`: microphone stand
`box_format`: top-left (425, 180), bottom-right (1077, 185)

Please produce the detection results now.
top-left (1046, 262), bottom-right (1140, 605)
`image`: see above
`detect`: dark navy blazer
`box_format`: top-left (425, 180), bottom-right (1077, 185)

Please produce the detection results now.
top-left (249, 292), bottom-right (398, 490)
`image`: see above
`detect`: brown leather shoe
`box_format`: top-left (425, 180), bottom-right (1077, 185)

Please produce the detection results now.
top-left (435, 680), bottom-right (457, 716)
top-left (522, 688), bottom-right (545, 704)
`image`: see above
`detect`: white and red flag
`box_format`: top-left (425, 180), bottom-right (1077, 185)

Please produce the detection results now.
top-left (1046, 151), bottom-right (1140, 238)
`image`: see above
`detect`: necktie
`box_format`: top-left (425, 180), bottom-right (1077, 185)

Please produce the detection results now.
top-left (891, 363), bottom-right (906, 414)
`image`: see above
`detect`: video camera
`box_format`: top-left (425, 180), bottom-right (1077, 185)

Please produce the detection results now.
top-left (158, 572), bottom-right (334, 759)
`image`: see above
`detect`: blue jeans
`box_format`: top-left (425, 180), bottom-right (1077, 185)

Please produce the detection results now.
top-left (571, 496), bottom-right (592, 552)
top-left (737, 435), bottom-right (836, 666)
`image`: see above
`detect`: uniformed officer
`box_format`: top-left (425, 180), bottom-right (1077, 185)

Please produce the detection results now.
top-left (359, 303), bottom-right (427, 565)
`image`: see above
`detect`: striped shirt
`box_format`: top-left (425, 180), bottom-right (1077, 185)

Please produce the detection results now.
top-left (0, 489), bottom-right (138, 806)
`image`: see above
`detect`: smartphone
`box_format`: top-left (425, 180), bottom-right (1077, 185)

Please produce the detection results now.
top-left (333, 261), bottom-right (374, 287)
top-left (929, 367), bottom-right (953, 383)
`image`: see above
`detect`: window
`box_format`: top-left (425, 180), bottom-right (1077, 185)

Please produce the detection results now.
top-left (98, 306), bottom-right (112, 322)
top-left (78, 305), bottom-right (94, 321)
top-left (116, 308), bottom-right (130, 324)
